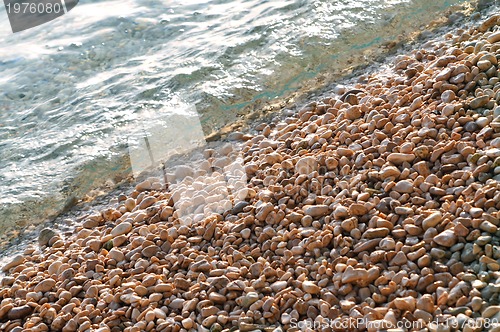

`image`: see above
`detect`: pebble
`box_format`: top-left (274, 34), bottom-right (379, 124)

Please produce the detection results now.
top-left (302, 281), bottom-right (320, 294)
top-left (295, 156), bottom-right (318, 175)
top-left (349, 203), bottom-right (368, 216)
top-left (394, 180), bottom-right (413, 193)
top-left (393, 296), bottom-right (416, 312)
top-left (469, 95), bottom-right (490, 109)
top-left (487, 31), bottom-right (500, 43)
top-left (363, 227), bottom-right (390, 239)
top-left (1, 254), bottom-right (24, 272)
top-left (387, 153), bottom-right (415, 164)
top-left (111, 221), bottom-right (132, 237)
top-left (433, 229), bottom-right (457, 247)
top-left (422, 212), bottom-right (442, 230)
top-left (38, 228), bottom-right (59, 247)
top-left (34, 278), bottom-right (56, 292)
top-left (303, 204), bottom-right (329, 217)
top-left (342, 266), bottom-right (368, 284)
top-left (441, 90), bottom-right (455, 103)
top-left (380, 166), bottom-right (401, 180)
top-left (7, 305), bottom-right (33, 320)
top-left (108, 248), bottom-right (125, 261)
top-left (270, 281), bottom-right (287, 292)
top-left (480, 221), bottom-right (498, 233)
top-left (390, 251), bottom-right (408, 266)
top-left (255, 202), bottom-right (274, 221)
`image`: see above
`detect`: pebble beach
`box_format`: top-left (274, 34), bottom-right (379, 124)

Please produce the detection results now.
top-left (3, 8), bottom-right (500, 332)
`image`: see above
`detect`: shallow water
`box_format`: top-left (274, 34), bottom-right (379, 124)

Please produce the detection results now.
top-left (0, 0), bottom-right (478, 244)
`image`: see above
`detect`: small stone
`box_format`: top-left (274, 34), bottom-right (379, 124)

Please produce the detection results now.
top-left (111, 222), bottom-right (133, 237)
top-left (345, 105), bottom-right (362, 120)
top-left (464, 121), bottom-right (479, 133)
top-left (295, 156), bottom-right (318, 175)
top-left (142, 245), bottom-right (159, 258)
top-left (469, 207), bottom-right (483, 218)
top-left (387, 153), bottom-right (415, 164)
top-left (395, 206), bottom-right (413, 215)
top-left (461, 243), bottom-right (475, 264)
top-left (485, 148), bottom-right (500, 158)
top-left (482, 305), bottom-right (500, 319)
top-left (480, 221), bottom-right (498, 233)
top-left (7, 305), bottom-right (33, 320)
top-left (477, 60), bottom-right (492, 71)
top-left (349, 203), bottom-right (368, 216)
top-left (441, 90), bottom-right (455, 103)
top-left (416, 294), bottom-right (434, 313)
top-left (200, 306), bottom-right (219, 318)
top-left (333, 206), bottom-right (349, 219)
top-left (203, 220), bottom-right (217, 241)
top-left (341, 217), bottom-right (358, 232)
top-left (442, 104), bottom-right (456, 117)
top-left (393, 296), bottom-right (416, 312)
top-left (394, 180), bottom-right (414, 193)
top-left (232, 201), bottom-right (249, 214)
top-left (1, 254), bottom-right (24, 272)
top-left (87, 239), bottom-right (101, 252)
top-left (344, 93), bottom-right (359, 105)
top-left (380, 166), bottom-right (401, 180)
top-left (410, 96), bottom-right (423, 112)
top-left (191, 259), bottom-right (211, 272)
top-left (169, 298), bottom-right (185, 310)
top-left (174, 165), bottom-right (194, 179)
top-left (249, 262), bottom-right (263, 277)
top-left (422, 212), bottom-right (442, 230)
top-left (433, 229), bottom-right (457, 247)
top-left (155, 284), bottom-right (173, 293)
top-left (303, 205), bottom-right (329, 217)
top-left (124, 198), bottom-right (136, 211)
top-left (270, 281), bottom-right (287, 292)
top-left (341, 266), bottom-right (368, 284)
top-left (255, 202), bottom-right (274, 221)
top-left (362, 227), bottom-right (390, 239)
top-left (182, 318), bottom-right (194, 329)
top-left (492, 138), bottom-right (500, 148)
top-left (208, 292), bottom-right (226, 304)
top-left (476, 117), bottom-right (489, 128)
top-left (291, 246), bottom-right (305, 255)
top-left (34, 278), bottom-right (56, 292)
top-left (469, 95), bottom-right (489, 109)
top-left (138, 196), bottom-right (157, 210)
top-left (240, 228), bottom-right (251, 239)
top-left (390, 251), bottom-right (408, 266)
top-left (82, 218), bottom-right (99, 229)
top-left (487, 31), bottom-right (500, 43)
top-left (302, 281), bottom-right (320, 294)
top-left (239, 292), bottom-right (259, 307)
top-left (108, 248), bottom-right (125, 262)
top-left (379, 238), bottom-right (396, 250)
top-left (264, 153), bottom-right (283, 165)
top-left (0, 303), bottom-right (13, 320)
top-left (113, 235), bottom-right (127, 247)
top-left (38, 228), bottom-right (59, 247)
top-left (136, 179), bottom-right (153, 191)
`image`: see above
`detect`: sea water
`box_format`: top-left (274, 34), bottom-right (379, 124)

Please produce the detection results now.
top-left (0, 0), bottom-right (481, 247)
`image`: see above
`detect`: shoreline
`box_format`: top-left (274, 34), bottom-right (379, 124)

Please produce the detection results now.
top-left (0, 0), bottom-right (478, 255)
top-left (3, 4), bottom-right (500, 332)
